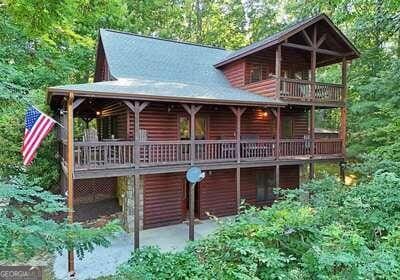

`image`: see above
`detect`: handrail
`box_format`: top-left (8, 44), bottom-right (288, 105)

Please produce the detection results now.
top-left (72, 138), bottom-right (344, 170)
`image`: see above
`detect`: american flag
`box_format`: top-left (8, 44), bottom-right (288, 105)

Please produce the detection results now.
top-left (22, 106), bottom-right (55, 166)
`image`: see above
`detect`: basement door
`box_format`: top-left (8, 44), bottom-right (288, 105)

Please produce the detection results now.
top-left (256, 169), bottom-right (275, 203)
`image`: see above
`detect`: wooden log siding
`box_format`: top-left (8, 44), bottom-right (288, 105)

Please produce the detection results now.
top-left (240, 165), bottom-right (300, 206)
top-left (220, 59), bottom-right (246, 87)
top-left (198, 169), bottom-right (237, 219)
top-left (242, 78), bottom-right (277, 98)
top-left (143, 173), bottom-right (184, 229)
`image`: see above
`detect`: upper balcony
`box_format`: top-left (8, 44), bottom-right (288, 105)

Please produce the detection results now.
top-left (217, 15), bottom-right (359, 108)
top-left (243, 77), bottom-right (344, 106)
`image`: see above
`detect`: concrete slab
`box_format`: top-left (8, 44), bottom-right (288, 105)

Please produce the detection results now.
top-left (53, 218), bottom-right (225, 280)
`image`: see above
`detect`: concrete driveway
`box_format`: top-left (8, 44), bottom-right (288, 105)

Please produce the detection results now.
top-left (53, 218), bottom-right (225, 279)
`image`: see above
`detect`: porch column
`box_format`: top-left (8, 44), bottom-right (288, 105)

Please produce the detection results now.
top-left (310, 25), bottom-right (317, 101)
top-left (309, 105), bottom-right (315, 180)
top-left (275, 44), bottom-right (282, 98)
top-left (182, 104), bottom-right (202, 165)
top-left (340, 57), bottom-right (347, 157)
top-left (230, 106), bottom-right (246, 211)
top-left (340, 161), bottom-right (346, 183)
top-left (340, 58), bottom-right (347, 184)
top-left (309, 25), bottom-right (316, 181)
top-left (66, 92), bottom-right (75, 276)
top-left (276, 107), bottom-right (281, 188)
top-left (123, 100), bottom-right (149, 250)
top-left (276, 107), bottom-right (281, 160)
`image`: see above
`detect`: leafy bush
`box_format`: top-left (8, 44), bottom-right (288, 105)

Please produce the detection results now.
top-left (0, 176), bottom-right (121, 262)
top-left (108, 162), bottom-right (400, 279)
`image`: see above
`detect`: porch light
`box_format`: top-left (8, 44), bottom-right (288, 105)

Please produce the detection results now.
top-left (262, 111), bottom-right (268, 118)
top-left (96, 111), bottom-right (101, 116)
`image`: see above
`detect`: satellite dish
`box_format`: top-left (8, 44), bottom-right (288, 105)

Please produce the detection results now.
top-left (186, 167), bottom-right (205, 183)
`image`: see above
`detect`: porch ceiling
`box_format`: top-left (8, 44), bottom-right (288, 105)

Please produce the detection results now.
top-left (48, 77), bottom-right (286, 108)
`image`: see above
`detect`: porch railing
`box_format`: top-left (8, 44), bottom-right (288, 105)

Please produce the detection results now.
top-left (140, 141), bottom-right (191, 166)
top-left (72, 138), bottom-right (343, 170)
top-left (240, 140), bottom-right (275, 160)
top-left (280, 139), bottom-right (311, 157)
top-left (195, 140), bottom-right (237, 162)
top-left (74, 141), bottom-right (135, 169)
top-left (314, 138), bottom-right (342, 155)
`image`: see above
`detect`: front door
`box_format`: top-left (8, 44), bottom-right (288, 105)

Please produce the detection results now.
top-left (256, 169), bottom-right (275, 204)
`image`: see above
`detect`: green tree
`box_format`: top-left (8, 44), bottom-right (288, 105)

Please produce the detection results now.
top-left (0, 176), bottom-right (120, 262)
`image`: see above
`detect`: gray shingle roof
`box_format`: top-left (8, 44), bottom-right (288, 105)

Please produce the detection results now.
top-left (49, 29), bottom-right (285, 106)
top-left (49, 78), bottom-right (284, 106)
top-left (100, 29), bottom-right (234, 87)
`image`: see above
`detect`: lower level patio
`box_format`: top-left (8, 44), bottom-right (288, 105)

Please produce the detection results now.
top-left (53, 217), bottom-right (226, 279)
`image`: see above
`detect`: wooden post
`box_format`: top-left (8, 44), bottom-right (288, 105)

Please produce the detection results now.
top-left (67, 92), bottom-right (75, 277)
top-left (309, 162), bottom-right (315, 180)
top-left (275, 45), bottom-right (282, 98)
top-left (123, 100), bottom-right (149, 250)
top-left (230, 106), bottom-right (246, 211)
top-left (341, 58), bottom-right (347, 157)
top-left (339, 161), bottom-right (345, 183)
top-left (310, 105), bottom-right (315, 159)
top-left (182, 104), bottom-right (202, 165)
top-left (189, 182), bottom-right (195, 241)
top-left (134, 174), bottom-right (140, 249)
top-left (276, 107), bottom-right (281, 160)
top-left (275, 165), bottom-right (280, 189)
top-left (310, 25), bottom-right (317, 101)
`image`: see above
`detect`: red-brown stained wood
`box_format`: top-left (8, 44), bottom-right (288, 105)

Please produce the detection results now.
top-left (242, 79), bottom-right (277, 98)
top-left (241, 108), bottom-right (275, 139)
top-left (281, 108), bottom-right (309, 138)
top-left (220, 59), bottom-right (246, 87)
top-left (280, 165), bottom-right (300, 189)
top-left (143, 173), bottom-right (184, 229)
top-left (198, 169), bottom-right (237, 219)
top-left (240, 165), bottom-right (300, 206)
top-left (127, 103), bottom-right (180, 140)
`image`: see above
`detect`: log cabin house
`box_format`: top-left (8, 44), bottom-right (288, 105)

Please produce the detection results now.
top-left (47, 14), bottom-right (359, 245)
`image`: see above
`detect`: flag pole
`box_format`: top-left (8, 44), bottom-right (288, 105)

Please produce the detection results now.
top-left (31, 105), bottom-right (65, 129)
top-left (67, 92), bottom-right (75, 278)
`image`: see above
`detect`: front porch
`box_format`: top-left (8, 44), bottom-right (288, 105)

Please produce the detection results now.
top-left (65, 138), bottom-right (343, 177)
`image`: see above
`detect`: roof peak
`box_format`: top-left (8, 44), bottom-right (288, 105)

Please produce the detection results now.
top-left (100, 28), bottom-right (226, 51)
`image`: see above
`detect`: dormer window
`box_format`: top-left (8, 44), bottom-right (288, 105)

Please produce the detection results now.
top-left (250, 63), bottom-right (263, 83)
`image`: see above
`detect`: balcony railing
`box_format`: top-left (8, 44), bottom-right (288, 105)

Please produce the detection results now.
top-left (242, 77), bottom-right (344, 103)
top-left (280, 78), bottom-right (344, 103)
top-left (70, 138), bottom-right (343, 171)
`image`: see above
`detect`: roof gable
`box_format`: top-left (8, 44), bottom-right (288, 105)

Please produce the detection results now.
top-left (214, 14), bottom-right (360, 68)
top-left (99, 29), bottom-right (232, 87)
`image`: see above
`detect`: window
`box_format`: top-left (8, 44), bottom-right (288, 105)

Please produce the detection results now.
top-left (179, 116), bottom-right (190, 140)
top-left (256, 172), bottom-right (275, 202)
top-left (195, 116), bottom-right (207, 140)
top-left (282, 117), bottom-right (294, 138)
top-left (179, 116), bottom-right (207, 140)
top-left (250, 64), bottom-right (263, 83)
top-left (98, 115), bottom-right (118, 140)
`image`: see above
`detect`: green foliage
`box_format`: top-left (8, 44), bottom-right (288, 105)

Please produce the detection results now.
top-left (107, 161), bottom-right (400, 279)
top-left (0, 176), bottom-right (121, 262)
